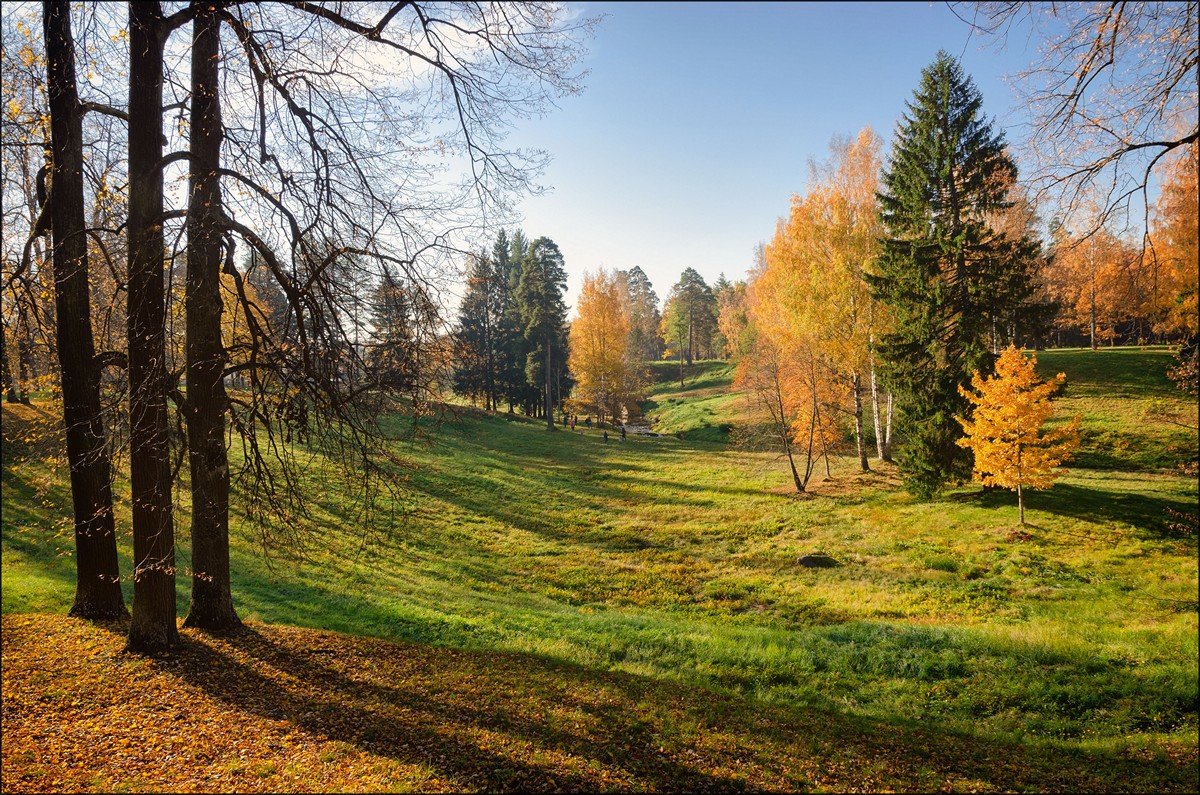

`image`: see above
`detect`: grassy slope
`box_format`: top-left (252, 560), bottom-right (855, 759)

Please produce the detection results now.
top-left (2, 347), bottom-right (1197, 790)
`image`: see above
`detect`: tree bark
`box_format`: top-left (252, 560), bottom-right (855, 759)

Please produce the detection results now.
top-left (183, 0), bottom-right (240, 632)
top-left (852, 372), bottom-right (869, 472)
top-left (1, 312), bottom-right (18, 403)
top-left (43, 0), bottom-right (126, 620)
top-left (869, 351), bottom-right (884, 459)
top-left (883, 390), bottom-right (894, 461)
top-left (543, 339), bottom-right (555, 431)
top-left (125, 0), bottom-right (179, 652)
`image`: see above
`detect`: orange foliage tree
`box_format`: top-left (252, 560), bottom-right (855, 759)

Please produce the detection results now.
top-left (1148, 142), bottom-right (1199, 339)
top-left (567, 269), bottom-right (639, 426)
top-left (956, 346), bottom-right (1081, 525)
top-left (754, 128), bottom-right (888, 471)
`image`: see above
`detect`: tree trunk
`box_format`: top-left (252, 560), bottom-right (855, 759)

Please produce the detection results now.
top-left (869, 352), bottom-right (884, 459)
top-left (543, 338), bottom-right (554, 431)
top-left (125, 0), bottom-right (178, 651)
top-left (183, 1), bottom-right (240, 632)
top-left (16, 304), bottom-right (34, 404)
top-left (1018, 482), bottom-right (1024, 525)
top-left (43, 0), bottom-right (126, 621)
top-left (1, 312), bottom-right (18, 403)
top-left (852, 372), bottom-right (869, 472)
top-left (883, 390), bottom-right (894, 461)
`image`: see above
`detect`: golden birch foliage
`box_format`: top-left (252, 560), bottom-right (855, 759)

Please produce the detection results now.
top-left (568, 269), bottom-right (634, 421)
top-left (957, 345), bottom-right (1081, 492)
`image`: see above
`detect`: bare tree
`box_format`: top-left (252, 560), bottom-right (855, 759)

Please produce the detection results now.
top-left (955, 2), bottom-right (1199, 234)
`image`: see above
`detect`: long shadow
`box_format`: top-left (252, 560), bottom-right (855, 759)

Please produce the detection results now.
top-left (151, 623), bottom-right (1198, 793)
top-left (162, 626), bottom-right (747, 791)
top-left (948, 480), bottom-right (1197, 536)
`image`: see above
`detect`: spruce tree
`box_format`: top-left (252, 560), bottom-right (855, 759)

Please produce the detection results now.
top-left (869, 51), bottom-right (1039, 497)
top-left (517, 237), bottom-right (569, 428)
top-left (452, 252), bottom-right (505, 409)
top-left (366, 267), bottom-right (418, 392)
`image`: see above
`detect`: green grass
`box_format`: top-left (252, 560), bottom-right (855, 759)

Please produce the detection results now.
top-left (3, 347), bottom-right (1197, 763)
top-left (1036, 347), bottom-right (1197, 472)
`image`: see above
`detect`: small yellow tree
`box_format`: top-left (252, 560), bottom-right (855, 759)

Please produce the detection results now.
top-left (957, 346), bottom-right (1081, 524)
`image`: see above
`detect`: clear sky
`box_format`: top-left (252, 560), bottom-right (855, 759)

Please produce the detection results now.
top-left (507, 1), bottom-right (1037, 311)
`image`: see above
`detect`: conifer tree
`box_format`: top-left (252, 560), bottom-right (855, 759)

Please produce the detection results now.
top-left (517, 237), bottom-right (569, 428)
top-left (367, 266), bottom-right (419, 392)
top-left (620, 266), bottom-right (663, 363)
top-left (869, 51), bottom-right (1042, 497)
top-left (957, 346), bottom-right (1081, 525)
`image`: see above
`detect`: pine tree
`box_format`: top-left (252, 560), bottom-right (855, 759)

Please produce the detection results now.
top-left (452, 252), bottom-right (506, 409)
top-left (663, 268), bottom-right (716, 365)
top-left (957, 346), bottom-right (1081, 524)
top-left (517, 237), bottom-right (569, 428)
top-left (366, 266), bottom-right (418, 392)
top-left (620, 266), bottom-right (663, 363)
top-left (868, 51), bottom-right (1041, 497)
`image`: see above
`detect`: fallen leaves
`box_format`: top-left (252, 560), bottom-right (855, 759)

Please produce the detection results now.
top-left (1, 613), bottom-right (1196, 793)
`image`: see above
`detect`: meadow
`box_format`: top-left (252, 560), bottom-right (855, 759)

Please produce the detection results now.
top-left (2, 346), bottom-right (1197, 791)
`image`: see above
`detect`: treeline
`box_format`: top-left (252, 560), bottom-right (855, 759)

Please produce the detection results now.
top-left (450, 236), bottom-right (746, 425)
top-left (0, 2), bottom-right (592, 651)
top-left (718, 51), bottom-right (1198, 497)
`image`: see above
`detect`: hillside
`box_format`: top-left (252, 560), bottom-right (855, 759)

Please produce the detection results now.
top-left (3, 346), bottom-right (1197, 791)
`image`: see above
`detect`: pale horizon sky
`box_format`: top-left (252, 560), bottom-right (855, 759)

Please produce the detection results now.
top-left (505, 1), bottom-right (1037, 313)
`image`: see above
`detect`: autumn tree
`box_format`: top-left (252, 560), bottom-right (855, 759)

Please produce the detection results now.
top-left (40, 0), bottom-right (126, 620)
top-left (736, 275), bottom-right (842, 492)
top-left (1148, 142), bottom-right (1199, 339)
top-left (957, 345), bottom-right (1081, 525)
top-left (868, 52), bottom-right (1042, 497)
top-left (568, 269), bottom-right (640, 425)
top-left (959, 2), bottom-right (1198, 235)
top-left (1045, 223), bottom-right (1144, 349)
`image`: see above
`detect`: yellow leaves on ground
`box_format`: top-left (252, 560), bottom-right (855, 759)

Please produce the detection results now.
top-left (957, 345), bottom-right (1081, 496)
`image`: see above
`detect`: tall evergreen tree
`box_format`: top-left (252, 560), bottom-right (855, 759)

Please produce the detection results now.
top-left (662, 268), bottom-right (717, 365)
top-left (517, 237), bottom-right (569, 428)
top-left (498, 230), bottom-right (536, 412)
top-left (367, 266), bottom-right (419, 392)
top-left (620, 266), bottom-right (663, 362)
top-left (868, 51), bottom-right (1041, 497)
top-left (452, 252), bottom-right (505, 409)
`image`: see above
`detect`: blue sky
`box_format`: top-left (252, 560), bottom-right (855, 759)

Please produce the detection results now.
top-left (507, 1), bottom-right (1037, 309)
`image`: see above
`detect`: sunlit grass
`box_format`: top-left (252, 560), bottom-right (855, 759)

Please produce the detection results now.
top-left (2, 346), bottom-right (1196, 751)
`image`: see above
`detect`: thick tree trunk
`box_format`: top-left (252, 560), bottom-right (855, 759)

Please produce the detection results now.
top-left (183, 1), bottom-right (240, 632)
top-left (125, 1), bottom-right (178, 652)
top-left (852, 372), bottom-right (869, 472)
top-left (43, 0), bottom-right (126, 620)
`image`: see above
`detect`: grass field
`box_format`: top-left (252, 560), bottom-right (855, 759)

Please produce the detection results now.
top-left (2, 346), bottom-right (1197, 791)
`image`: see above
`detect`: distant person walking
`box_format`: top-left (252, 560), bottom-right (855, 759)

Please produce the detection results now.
top-left (602, 430), bottom-right (608, 442)
top-left (585, 416), bottom-right (592, 428)
top-left (570, 415), bottom-right (576, 431)
top-left (620, 425), bottom-right (627, 442)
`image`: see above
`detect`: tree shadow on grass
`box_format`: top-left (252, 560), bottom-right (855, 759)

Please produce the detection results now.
top-left (949, 480), bottom-right (1197, 537)
top-left (154, 622), bottom-right (1196, 793)
top-left (160, 625), bottom-right (748, 791)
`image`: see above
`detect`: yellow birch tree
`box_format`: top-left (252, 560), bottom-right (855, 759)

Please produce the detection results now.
top-left (568, 269), bottom-right (636, 425)
top-left (956, 345), bottom-right (1081, 525)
